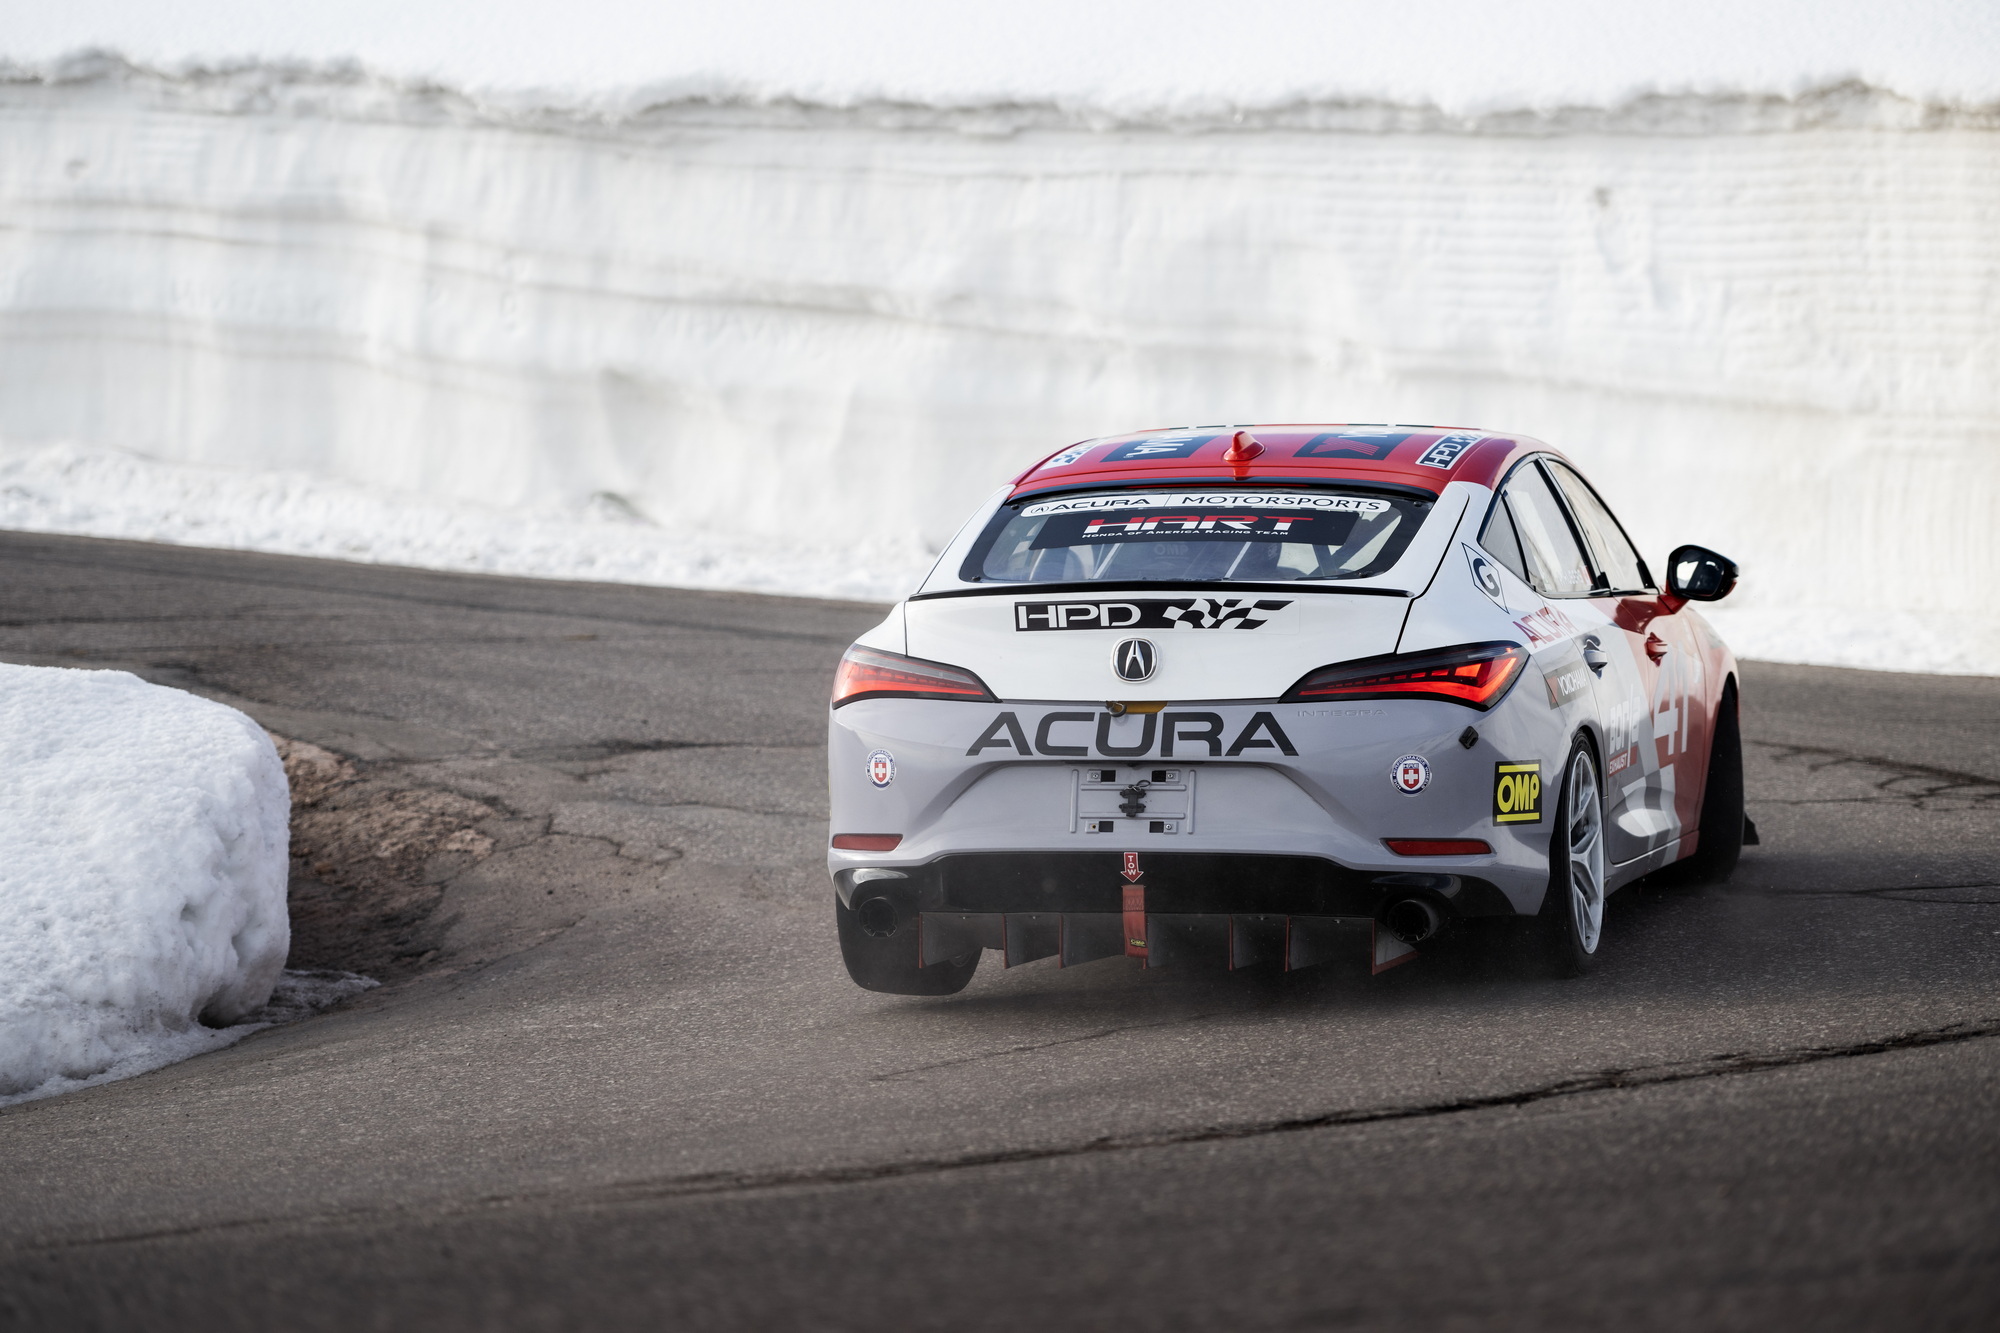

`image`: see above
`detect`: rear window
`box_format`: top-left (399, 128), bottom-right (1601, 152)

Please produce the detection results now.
top-left (960, 488), bottom-right (1433, 584)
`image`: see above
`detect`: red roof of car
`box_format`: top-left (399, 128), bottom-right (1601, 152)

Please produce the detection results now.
top-left (1007, 425), bottom-right (1552, 499)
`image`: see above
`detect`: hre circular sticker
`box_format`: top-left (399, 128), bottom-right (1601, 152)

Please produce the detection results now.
top-left (866, 750), bottom-right (896, 788)
top-left (1391, 753), bottom-right (1432, 795)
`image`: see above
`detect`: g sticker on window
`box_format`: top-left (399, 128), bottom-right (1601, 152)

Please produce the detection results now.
top-left (1493, 761), bottom-right (1543, 823)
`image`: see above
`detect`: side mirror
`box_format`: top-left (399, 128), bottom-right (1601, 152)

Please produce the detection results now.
top-left (1666, 544), bottom-right (1738, 602)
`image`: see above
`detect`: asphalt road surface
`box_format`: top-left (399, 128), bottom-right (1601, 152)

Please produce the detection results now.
top-left (1, 530), bottom-right (1995, 1331)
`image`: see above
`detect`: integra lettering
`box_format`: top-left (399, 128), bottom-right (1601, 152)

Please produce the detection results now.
top-left (1015, 598), bottom-right (1292, 631)
top-left (967, 710), bottom-right (1298, 758)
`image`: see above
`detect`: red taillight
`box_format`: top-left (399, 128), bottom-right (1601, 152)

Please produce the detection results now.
top-left (1285, 641), bottom-right (1528, 711)
top-left (1384, 838), bottom-right (1493, 857)
top-left (831, 644), bottom-right (995, 708)
top-left (832, 833), bottom-right (903, 851)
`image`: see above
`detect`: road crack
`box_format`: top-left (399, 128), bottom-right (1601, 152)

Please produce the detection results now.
top-left (869, 1013), bottom-right (1227, 1082)
top-left (1750, 741), bottom-right (2000, 810)
top-left (1732, 881), bottom-right (2000, 906)
top-left (15, 1015), bottom-right (1997, 1253)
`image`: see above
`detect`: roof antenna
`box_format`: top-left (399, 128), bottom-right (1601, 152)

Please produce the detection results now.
top-left (1221, 429), bottom-right (1265, 476)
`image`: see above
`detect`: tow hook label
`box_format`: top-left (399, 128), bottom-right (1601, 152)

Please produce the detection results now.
top-left (1493, 761), bottom-right (1543, 824)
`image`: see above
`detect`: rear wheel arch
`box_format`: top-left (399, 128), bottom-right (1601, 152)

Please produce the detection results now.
top-left (1681, 671), bottom-right (1738, 832)
top-left (1673, 675), bottom-right (1747, 884)
top-left (1531, 723), bottom-right (1603, 911)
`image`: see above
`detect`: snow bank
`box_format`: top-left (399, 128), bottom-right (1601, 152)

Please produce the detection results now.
top-left (10, 2), bottom-right (1999, 115)
top-left (0, 665), bottom-right (291, 1105)
top-left (0, 443), bottom-right (935, 603)
top-left (0, 57), bottom-right (1995, 671)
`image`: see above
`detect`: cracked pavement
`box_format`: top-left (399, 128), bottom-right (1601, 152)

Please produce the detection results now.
top-left (0, 530), bottom-right (1995, 1330)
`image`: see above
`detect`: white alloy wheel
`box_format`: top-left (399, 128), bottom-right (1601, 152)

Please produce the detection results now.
top-left (1564, 747), bottom-right (1606, 954)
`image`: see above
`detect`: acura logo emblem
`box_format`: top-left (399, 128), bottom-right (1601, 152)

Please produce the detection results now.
top-left (1113, 638), bottom-right (1157, 682)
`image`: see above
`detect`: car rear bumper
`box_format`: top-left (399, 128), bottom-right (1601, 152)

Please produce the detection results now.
top-left (834, 850), bottom-right (1520, 972)
top-left (910, 850), bottom-right (1513, 917)
top-left (830, 696), bottom-right (1563, 915)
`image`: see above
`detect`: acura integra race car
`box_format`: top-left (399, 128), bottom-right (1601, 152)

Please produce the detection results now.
top-left (828, 425), bottom-right (1751, 993)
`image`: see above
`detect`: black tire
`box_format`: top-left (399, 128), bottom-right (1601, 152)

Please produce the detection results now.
top-left (1537, 735), bottom-right (1607, 978)
top-left (835, 893), bottom-right (978, 995)
top-left (1675, 680), bottom-right (1746, 884)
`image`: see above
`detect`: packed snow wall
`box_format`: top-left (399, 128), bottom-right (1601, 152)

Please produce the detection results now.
top-left (1, 63), bottom-right (1996, 669)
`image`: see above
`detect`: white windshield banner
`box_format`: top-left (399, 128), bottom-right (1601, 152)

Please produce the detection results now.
top-left (1021, 491), bottom-right (1391, 518)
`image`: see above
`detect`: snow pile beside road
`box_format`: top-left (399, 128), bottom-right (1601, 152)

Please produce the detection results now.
top-left (0, 665), bottom-right (291, 1105)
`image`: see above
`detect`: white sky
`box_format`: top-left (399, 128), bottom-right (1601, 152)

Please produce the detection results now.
top-left (7, 1), bottom-right (1999, 112)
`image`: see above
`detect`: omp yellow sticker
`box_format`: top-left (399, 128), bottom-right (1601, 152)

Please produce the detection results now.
top-left (1493, 761), bottom-right (1543, 824)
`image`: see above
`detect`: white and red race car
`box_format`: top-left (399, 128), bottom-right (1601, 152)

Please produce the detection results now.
top-left (827, 425), bottom-right (1750, 993)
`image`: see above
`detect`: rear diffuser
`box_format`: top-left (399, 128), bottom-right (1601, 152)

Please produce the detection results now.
top-left (918, 909), bottom-right (1417, 974)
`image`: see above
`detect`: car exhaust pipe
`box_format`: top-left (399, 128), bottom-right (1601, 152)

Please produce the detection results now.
top-left (855, 895), bottom-right (900, 938)
top-left (1382, 897), bottom-right (1442, 946)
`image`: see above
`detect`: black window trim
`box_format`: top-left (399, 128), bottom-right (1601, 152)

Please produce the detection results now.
top-left (1475, 479), bottom-right (1530, 588)
top-left (1480, 454), bottom-right (1623, 601)
top-left (1538, 457), bottom-right (1658, 595)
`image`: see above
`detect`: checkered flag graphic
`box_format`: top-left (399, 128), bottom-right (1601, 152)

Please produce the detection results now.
top-left (1162, 598), bottom-right (1293, 629)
